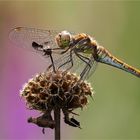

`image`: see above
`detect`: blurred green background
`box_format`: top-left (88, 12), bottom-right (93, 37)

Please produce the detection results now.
top-left (0, 1), bottom-right (140, 140)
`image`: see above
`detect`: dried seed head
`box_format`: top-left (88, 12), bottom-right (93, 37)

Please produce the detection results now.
top-left (20, 70), bottom-right (94, 112)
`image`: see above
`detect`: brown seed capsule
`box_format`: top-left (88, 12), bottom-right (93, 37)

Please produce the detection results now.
top-left (20, 70), bottom-right (93, 111)
top-left (20, 70), bottom-right (94, 129)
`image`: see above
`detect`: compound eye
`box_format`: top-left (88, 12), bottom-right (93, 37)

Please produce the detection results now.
top-left (63, 34), bottom-right (70, 42)
top-left (55, 31), bottom-right (71, 49)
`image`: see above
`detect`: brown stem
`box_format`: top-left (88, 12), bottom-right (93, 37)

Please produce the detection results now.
top-left (54, 107), bottom-right (61, 140)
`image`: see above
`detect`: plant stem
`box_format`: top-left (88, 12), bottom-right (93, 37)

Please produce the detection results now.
top-left (54, 107), bottom-right (61, 140)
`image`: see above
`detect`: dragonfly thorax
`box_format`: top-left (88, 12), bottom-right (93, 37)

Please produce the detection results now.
top-left (55, 30), bottom-right (72, 49)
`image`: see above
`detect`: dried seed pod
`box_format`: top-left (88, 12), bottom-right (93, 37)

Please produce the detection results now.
top-left (20, 70), bottom-right (94, 129)
top-left (20, 70), bottom-right (93, 111)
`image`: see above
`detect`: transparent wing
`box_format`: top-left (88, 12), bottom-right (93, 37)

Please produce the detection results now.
top-left (9, 27), bottom-right (80, 72)
top-left (9, 27), bottom-right (60, 54)
top-left (52, 50), bottom-right (97, 80)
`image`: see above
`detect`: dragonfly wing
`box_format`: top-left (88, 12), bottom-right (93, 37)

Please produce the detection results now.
top-left (9, 27), bottom-right (60, 55)
top-left (9, 27), bottom-right (78, 71)
top-left (52, 50), bottom-right (96, 80)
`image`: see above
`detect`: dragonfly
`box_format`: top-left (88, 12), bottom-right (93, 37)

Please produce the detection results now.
top-left (9, 27), bottom-right (140, 80)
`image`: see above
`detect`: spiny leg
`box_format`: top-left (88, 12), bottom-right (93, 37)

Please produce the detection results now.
top-left (43, 48), bottom-right (56, 73)
top-left (58, 50), bottom-right (74, 71)
top-left (80, 59), bottom-right (92, 80)
top-left (49, 53), bottom-right (56, 72)
top-left (74, 50), bottom-right (91, 65)
top-left (80, 56), bottom-right (96, 80)
top-left (74, 51), bottom-right (92, 80)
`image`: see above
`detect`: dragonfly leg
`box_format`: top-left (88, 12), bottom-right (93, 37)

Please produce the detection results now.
top-left (74, 51), bottom-right (92, 80)
top-left (45, 54), bottom-right (56, 72)
top-left (43, 48), bottom-right (56, 72)
top-left (75, 50), bottom-right (91, 64)
top-left (77, 54), bottom-right (94, 80)
top-left (58, 50), bottom-right (73, 71)
top-left (49, 53), bottom-right (56, 72)
top-left (60, 47), bottom-right (70, 54)
top-left (80, 62), bottom-right (92, 80)
top-left (46, 64), bottom-right (53, 71)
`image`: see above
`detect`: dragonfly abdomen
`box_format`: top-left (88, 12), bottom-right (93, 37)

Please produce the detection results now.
top-left (96, 46), bottom-right (140, 78)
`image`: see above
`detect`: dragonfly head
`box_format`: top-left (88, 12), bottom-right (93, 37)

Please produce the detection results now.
top-left (55, 30), bottom-right (72, 49)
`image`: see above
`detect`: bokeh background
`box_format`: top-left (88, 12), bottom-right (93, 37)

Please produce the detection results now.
top-left (0, 1), bottom-right (140, 140)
